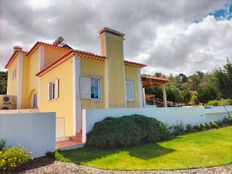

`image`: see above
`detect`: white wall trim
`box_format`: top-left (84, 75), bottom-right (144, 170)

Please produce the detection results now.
top-left (137, 69), bottom-right (143, 107)
top-left (122, 40), bottom-right (127, 108)
top-left (37, 79), bottom-right (40, 108)
top-left (39, 46), bottom-right (44, 71)
top-left (73, 56), bottom-right (82, 134)
top-left (37, 46), bottom-right (44, 108)
top-left (103, 33), bottom-right (109, 108)
top-left (17, 53), bottom-right (23, 109)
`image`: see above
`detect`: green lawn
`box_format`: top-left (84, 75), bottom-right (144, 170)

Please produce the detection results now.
top-left (55, 126), bottom-right (232, 170)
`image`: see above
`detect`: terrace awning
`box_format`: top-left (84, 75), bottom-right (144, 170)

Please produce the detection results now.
top-left (141, 75), bottom-right (170, 107)
top-left (142, 75), bottom-right (170, 88)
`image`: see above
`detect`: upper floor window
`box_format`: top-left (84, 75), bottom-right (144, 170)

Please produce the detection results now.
top-left (91, 78), bottom-right (101, 100)
top-left (126, 80), bottom-right (135, 102)
top-left (48, 79), bottom-right (59, 100)
top-left (80, 76), bottom-right (102, 100)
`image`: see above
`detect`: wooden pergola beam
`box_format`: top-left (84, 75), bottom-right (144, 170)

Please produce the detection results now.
top-left (141, 75), bottom-right (170, 107)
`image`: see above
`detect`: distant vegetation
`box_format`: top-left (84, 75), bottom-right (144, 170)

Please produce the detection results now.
top-left (145, 59), bottom-right (232, 106)
top-left (0, 71), bottom-right (7, 94)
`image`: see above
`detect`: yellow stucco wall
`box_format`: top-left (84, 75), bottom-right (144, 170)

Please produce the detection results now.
top-left (7, 55), bottom-right (18, 97)
top-left (125, 65), bottom-right (139, 108)
top-left (105, 34), bottom-right (126, 108)
top-left (28, 49), bottom-right (40, 108)
top-left (39, 58), bottom-right (73, 136)
top-left (80, 58), bottom-right (106, 109)
top-left (21, 55), bottom-right (30, 108)
top-left (44, 46), bottom-right (68, 66)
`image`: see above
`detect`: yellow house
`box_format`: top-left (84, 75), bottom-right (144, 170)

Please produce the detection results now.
top-left (5, 27), bottom-right (146, 142)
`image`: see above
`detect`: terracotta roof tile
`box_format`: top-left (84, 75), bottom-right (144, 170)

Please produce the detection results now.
top-left (124, 60), bottom-right (146, 68)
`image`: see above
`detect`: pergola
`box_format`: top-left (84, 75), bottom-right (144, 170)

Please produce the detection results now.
top-left (141, 75), bottom-right (170, 107)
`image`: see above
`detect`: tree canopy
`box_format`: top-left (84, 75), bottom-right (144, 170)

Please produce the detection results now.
top-left (0, 71), bottom-right (7, 94)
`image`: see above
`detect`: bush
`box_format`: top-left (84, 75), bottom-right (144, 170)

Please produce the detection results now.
top-left (0, 147), bottom-right (30, 172)
top-left (209, 121), bottom-right (218, 128)
top-left (0, 139), bottom-right (6, 151)
top-left (86, 115), bottom-right (169, 149)
top-left (205, 122), bottom-right (211, 129)
top-left (193, 124), bottom-right (201, 131)
top-left (207, 100), bottom-right (219, 106)
top-left (172, 121), bottom-right (185, 135)
top-left (199, 123), bottom-right (206, 131)
top-left (208, 99), bottom-right (232, 106)
top-left (186, 124), bottom-right (193, 133)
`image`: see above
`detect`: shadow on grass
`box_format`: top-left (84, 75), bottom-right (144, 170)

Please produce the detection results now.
top-left (56, 142), bottom-right (175, 164)
top-left (128, 143), bottom-right (174, 160)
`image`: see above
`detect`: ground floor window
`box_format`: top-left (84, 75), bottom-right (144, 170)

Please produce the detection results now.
top-left (126, 80), bottom-right (135, 102)
top-left (91, 78), bottom-right (101, 100)
top-left (32, 93), bottom-right (38, 108)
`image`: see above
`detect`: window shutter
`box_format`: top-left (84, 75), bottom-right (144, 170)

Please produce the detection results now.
top-left (126, 80), bottom-right (135, 102)
top-left (55, 78), bottom-right (59, 99)
top-left (47, 83), bottom-right (50, 100)
top-left (80, 77), bottom-right (91, 99)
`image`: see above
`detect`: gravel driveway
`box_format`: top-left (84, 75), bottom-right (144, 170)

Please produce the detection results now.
top-left (17, 157), bottom-right (232, 174)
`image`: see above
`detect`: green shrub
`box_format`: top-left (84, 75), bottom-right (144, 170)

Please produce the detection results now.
top-left (86, 115), bottom-right (169, 149)
top-left (0, 139), bottom-right (6, 151)
top-left (207, 100), bottom-right (219, 106)
top-left (219, 99), bottom-right (232, 106)
top-left (193, 124), bottom-right (201, 131)
top-left (186, 124), bottom-right (194, 133)
top-left (0, 147), bottom-right (31, 172)
top-left (172, 121), bottom-right (185, 135)
top-left (208, 99), bottom-right (232, 106)
top-left (205, 123), bottom-right (211, 129)
top-left (199, 123), bottom-right (206, 131)
top-left (209, 121), bottom-right (218, 128)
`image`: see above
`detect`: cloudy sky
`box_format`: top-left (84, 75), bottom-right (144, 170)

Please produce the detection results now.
top-left (0, 0), bottom-right (232, 75)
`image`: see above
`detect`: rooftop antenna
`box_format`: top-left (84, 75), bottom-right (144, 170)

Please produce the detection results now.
top-left (53, 36), bottom-right (65, 46)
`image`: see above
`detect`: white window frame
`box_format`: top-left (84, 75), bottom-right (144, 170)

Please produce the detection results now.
top-left (126, 80), bottom-right (135, 102)
top-left (79, 76), bottom-right (102, 101)
top-left (48, 78), bottom-right (59, 101)
top-left (90, 77), bottom-right (102, 101)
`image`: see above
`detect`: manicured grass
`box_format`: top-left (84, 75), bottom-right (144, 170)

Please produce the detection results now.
top-left (55, 126), bottom-right (232, 170)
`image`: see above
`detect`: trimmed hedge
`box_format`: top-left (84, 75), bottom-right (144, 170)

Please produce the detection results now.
top-left (86, 115), bottom-right (169, 149)
top-left (208, 99), bottom-right (232, 106)
top-left (172, 117), bottom-right (232, 135)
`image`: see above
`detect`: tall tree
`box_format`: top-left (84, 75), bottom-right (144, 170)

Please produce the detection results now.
top-left (0, 71), bottom-right (7, 94)
top-left (197, 84), bottom-right (218, 104)
top-left (215, 59), bottom-right (232, 99)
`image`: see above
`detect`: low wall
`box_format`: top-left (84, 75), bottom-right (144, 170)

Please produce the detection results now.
top-left (0, 111), bottom-right (56, 158)
top-left (82, 106), bottom-right (232, 142)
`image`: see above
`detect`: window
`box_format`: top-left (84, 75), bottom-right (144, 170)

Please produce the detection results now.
top-left (48, 79), bottom-right (59, 100)
top-left (126, 80), bottom-right (135, 102)
top-left (32, 94), bottom-right (38, 108)
top-left (91, 78), bottom-right (100, 99)
top-left (79, 77), bottom-right (102, 100)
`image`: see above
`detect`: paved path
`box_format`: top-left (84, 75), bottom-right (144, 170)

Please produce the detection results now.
top-left (17, 157), bottom-right (232, 174)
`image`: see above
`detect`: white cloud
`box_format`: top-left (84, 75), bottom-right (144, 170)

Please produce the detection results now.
top-left (143, 16), bottom-right (232, 75)
top-left (0, 0), bottom-right (230, 75)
